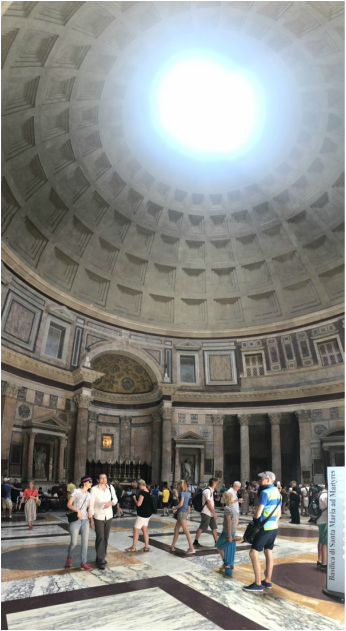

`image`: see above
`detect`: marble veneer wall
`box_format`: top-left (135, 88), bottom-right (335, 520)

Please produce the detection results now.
top-left (1, 269), bottom-right (344, 484)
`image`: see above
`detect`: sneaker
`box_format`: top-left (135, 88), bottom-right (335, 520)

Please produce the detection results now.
top-left (320, 564), bottom-right (327, 571)
top-left (98, 564), bottom-right (105, 570)
top-left (243, 583), bottom-right (263, 593)
top-left (81, 563), bottom-right (92, 571)
top-left (120, 513), bottom-right (125, 518)
top-left (261, 580), bottom-right (272, 589)
top-left (218, 565), bottom-right (226, 574)
top-left (193, 541), bottom-right (202, 548)
top-left (65, 557), bottom-right (72, 568)
top-left (185, 549), bottom-right (196, 554)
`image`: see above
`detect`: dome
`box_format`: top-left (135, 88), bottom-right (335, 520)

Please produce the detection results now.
top-left (2, 1), bottom-right (344, 336)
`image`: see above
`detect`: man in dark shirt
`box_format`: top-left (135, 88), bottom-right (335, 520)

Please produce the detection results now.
top-left (151, 485), bottom-right (160, 513)
top-left (289, 480), bottom-right (300, 524)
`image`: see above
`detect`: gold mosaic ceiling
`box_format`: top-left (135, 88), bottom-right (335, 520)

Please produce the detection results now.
top-left (1, 1), bottom-right (344, 334)
top-left (91, 353), bottom-right (153, 394)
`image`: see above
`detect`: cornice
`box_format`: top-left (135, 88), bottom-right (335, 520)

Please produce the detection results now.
top-left (171, 380), bottom-right (344, 404)
top-left (2, 246), bottom-right (344, 339)
top-left (2, 347), bottom-right (73, 386)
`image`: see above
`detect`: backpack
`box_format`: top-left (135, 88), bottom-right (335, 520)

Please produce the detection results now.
top-left (308, 490), bottom-right (326, 520)
top-left (192, 488), bottom-right (209, 513)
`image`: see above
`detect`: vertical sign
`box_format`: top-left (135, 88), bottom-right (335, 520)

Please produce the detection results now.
top-left (324, 467), bottom-right (345, 600)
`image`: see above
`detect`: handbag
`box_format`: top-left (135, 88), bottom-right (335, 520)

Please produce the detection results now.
top-left (67, 495), bottom-right (87, 523)
top-left (243, 498), bottom-right (281, 544)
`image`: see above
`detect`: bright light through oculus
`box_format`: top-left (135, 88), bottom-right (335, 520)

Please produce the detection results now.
top-left (157, 58), bottom-right (258, 156)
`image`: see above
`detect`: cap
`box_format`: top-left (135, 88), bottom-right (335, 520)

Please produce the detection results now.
top-left (258, 471), bottom-right (276, 482)
top-left (3, 478), bottom-right (9, 482)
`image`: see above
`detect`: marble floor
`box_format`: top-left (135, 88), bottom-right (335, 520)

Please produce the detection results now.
top-left (1, 509), bottom-right (344, 630)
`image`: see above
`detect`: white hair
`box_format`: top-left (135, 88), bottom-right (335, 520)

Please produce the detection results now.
top-left (233, 481), bottom-right (241, 487)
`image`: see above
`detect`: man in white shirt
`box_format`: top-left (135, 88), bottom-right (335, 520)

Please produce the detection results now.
top-left (89, 473), bottom-right (117, 570)
top-left (227, 481), bottom-right (243, 515)
top-left (193, 478), bottom-right (218, 548)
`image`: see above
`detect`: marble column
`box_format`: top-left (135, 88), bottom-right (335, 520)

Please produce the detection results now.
top-left (21, 431), bottom-right (29, 481)
top-left (1, 382), bottom-right (19, 475)
top-left (74, 394), bottom-right (91, 483)
top-left (27, 433), bottom-right (36, 480)
top-left (174, 445), bottom-right (180, 481)
top-left (295, 410), bottom-right (312, 482)
top-left (269, 413), bottom-right (282, 483)
top-left (151, 410), bottom-right (162, 485)
top-left (161, 406), bottom-right (173, 484)
top-left (120, 416), bottom-right (132, 462)
top-left (238, 414), bottom-right (251, 484)
top-left (212, 414), bottom-right (225, 480)
top-left (58, 437), bottom-right (67, 481)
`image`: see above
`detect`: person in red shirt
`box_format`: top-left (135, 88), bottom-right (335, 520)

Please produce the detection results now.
top-left (19, 481), bottom-right (39, 530)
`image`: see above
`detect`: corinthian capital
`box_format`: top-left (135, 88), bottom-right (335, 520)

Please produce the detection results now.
top-left (74, 394), bottom-right (92, 410)
top-left (161, 406), bottom-right (173, 422)
top-left (1, 381), bottom-right (19, 399)
top-left (269, 413), bottom-right (282, 426)
top-left (238, 414), bottom-right (251, 426)
top-left (212, 414), bottom-right (225, 426)
top-left (295, 410), bottom-right (310, 423)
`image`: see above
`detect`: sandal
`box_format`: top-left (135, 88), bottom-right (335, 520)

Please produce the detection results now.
top-left (140, 547), bottom-right (150, 552)
top-left (168, 546), bottom-right (175, 551)
top-left (125, 547), bottom-right (136, 553)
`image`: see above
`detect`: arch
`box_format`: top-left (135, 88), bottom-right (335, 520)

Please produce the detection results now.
top-left (84, 341), bottom-right (163, 385)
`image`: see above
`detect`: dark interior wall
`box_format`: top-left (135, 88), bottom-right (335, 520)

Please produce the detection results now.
top-left (249, 421), bottom-right (271, 481)
top-left (224, 416), bottom-right (240, 486)
top-left (281, 414), bottom-right (300, 485)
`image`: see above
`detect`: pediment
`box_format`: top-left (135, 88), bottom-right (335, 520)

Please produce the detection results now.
top-left (45, 304), bottom-right (75, 323)
top-left (174, 340), bottom-right (201, 350)
top-left (29, 413), bottom-right (70, 432)
top-left (175, 431), bottom-right (206, 443)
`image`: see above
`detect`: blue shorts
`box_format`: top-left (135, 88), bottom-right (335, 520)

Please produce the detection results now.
top-left (251, 528), bottom-right (277, 552)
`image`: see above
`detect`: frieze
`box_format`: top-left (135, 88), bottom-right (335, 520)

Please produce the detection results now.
top-left (178, 413), bottom-right (186, 424)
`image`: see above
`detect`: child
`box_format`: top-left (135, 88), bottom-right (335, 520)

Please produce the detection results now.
top-left (215, 491), bottom-right (241, 575)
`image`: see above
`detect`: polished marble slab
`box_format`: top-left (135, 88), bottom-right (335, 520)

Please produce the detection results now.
top-left (6, 586), bottom-right (222, 630)
top-left (172, 569), bottom-right (344, 630)
top-left (1, 563), bottom-right (164, 602)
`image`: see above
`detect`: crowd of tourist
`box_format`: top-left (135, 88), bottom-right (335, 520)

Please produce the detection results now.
top-left (1, 472), bottom-right (330, 585)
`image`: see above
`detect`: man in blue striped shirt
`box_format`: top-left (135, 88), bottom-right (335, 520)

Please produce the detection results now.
top-left (243, 471), bottom-right (282, 593)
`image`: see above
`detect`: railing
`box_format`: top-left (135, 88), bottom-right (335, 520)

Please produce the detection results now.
top-left (86, 460), bottom-right (152, 484)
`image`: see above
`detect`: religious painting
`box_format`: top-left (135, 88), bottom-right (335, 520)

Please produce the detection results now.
top-left (102, 434), bottom-right (114, 450)
top-left (91, 354), bottom-right (153, 394)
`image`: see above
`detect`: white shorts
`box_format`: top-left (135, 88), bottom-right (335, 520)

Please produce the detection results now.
top-left (134, 516), bottom-right (150, 529)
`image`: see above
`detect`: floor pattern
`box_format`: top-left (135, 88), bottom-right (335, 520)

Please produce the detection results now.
top-left (1, 510), bottom-right (344, 630)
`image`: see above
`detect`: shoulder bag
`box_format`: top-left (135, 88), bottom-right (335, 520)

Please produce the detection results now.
top-left (243, 497), bottom-right (281, 544)
top-left (67, 494), bottom-right (88, 523)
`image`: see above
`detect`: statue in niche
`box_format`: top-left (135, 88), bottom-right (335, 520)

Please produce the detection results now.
top-left (34, 447), bottom-right (47, 479)
top-left (182, 459), bottom-right (194, 482)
